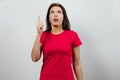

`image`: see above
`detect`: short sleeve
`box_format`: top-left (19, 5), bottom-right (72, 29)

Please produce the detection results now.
top-left (73, 31), bottom-right (82, 47)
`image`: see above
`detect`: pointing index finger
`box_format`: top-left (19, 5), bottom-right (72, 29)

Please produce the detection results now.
top-left (38, 16), bottom-right (40, 23)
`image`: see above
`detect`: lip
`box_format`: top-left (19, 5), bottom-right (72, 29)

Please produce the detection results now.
top-left (53, 18), bottom-right (59, 21)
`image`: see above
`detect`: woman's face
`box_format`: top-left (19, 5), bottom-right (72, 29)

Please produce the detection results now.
top-left (49, 6), bottom-right (64, 27)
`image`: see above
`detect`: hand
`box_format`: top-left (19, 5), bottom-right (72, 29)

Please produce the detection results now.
top-left (36, 16), bottom-right (43, 34)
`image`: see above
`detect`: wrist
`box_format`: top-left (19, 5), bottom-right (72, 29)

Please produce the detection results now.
top-left (36, 33), bottom-right (41, 37)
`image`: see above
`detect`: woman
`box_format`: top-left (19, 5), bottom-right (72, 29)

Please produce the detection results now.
top-left (31, 3), bottom-right (83, 80)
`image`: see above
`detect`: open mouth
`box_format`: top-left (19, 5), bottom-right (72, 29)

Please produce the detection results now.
top-left (54, 18), bottom-right (59, 21)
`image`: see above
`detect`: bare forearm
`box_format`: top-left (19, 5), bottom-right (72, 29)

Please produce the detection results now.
top-left (73, 63), bottom-right (83, 80)
top-left (31, 33), bottom-right (42, 62)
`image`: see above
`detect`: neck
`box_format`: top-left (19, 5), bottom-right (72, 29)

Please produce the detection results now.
top-left (51, 25), bottom-right (63, 34)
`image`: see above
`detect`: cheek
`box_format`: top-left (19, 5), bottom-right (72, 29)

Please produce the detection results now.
top-left (59, 15), bottom-right (64, 21)
top-left (49, 15), bottom-right (53, 21)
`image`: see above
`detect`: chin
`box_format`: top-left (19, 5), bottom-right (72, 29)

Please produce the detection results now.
top-left (52, 24), bottom-right (59, 27)
top-left (53, 25), bottom-right (58, 27)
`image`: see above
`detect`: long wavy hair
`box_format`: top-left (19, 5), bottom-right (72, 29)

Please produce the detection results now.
top-left (45, 3), bottom-right (70, 31)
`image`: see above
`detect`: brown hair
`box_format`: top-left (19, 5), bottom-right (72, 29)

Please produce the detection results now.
top-left (45, 3), bottom-right (70, 31)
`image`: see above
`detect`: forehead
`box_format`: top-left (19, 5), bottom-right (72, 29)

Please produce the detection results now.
top-left (50, 6), bottom-right (62, 11)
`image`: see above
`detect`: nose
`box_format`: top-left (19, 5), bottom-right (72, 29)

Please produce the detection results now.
top-left (54, 13), bottom-right (58, 17)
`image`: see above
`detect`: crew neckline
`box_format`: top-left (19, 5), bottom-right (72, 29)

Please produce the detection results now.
top-left (50, 30), bottom-right (65, 36)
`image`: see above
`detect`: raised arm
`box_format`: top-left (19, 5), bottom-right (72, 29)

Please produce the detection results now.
top-left (31, 16), bottom-right (43, 62)
top-left (72, 46), bottom-right (83, 80)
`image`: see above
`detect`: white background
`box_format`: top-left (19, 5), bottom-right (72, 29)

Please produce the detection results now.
top-left (0, 0), bottom-right (120, 80)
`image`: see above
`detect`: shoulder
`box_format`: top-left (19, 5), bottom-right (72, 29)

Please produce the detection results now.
top-left (41, 31), bottom-right (49, 34)
top-left (41, 31), bottom-right (49, 36)
top-left (65, 30), bottom-right (78, 36)
top-left (63, 30), bottom-right (80, 40)
top-left (40, 31), bottom-right (50, 40)
top-left (40, 31), bottom-right (50, 43)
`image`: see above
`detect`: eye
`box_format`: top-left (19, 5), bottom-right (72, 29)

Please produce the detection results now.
top-left (50, 11), bottom-right (54, 13)
top-left (57, 10), bottom-right (62, 13)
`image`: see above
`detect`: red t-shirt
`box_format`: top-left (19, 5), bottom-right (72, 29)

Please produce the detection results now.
top-left (40, 30), bottom-right (82, 80)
